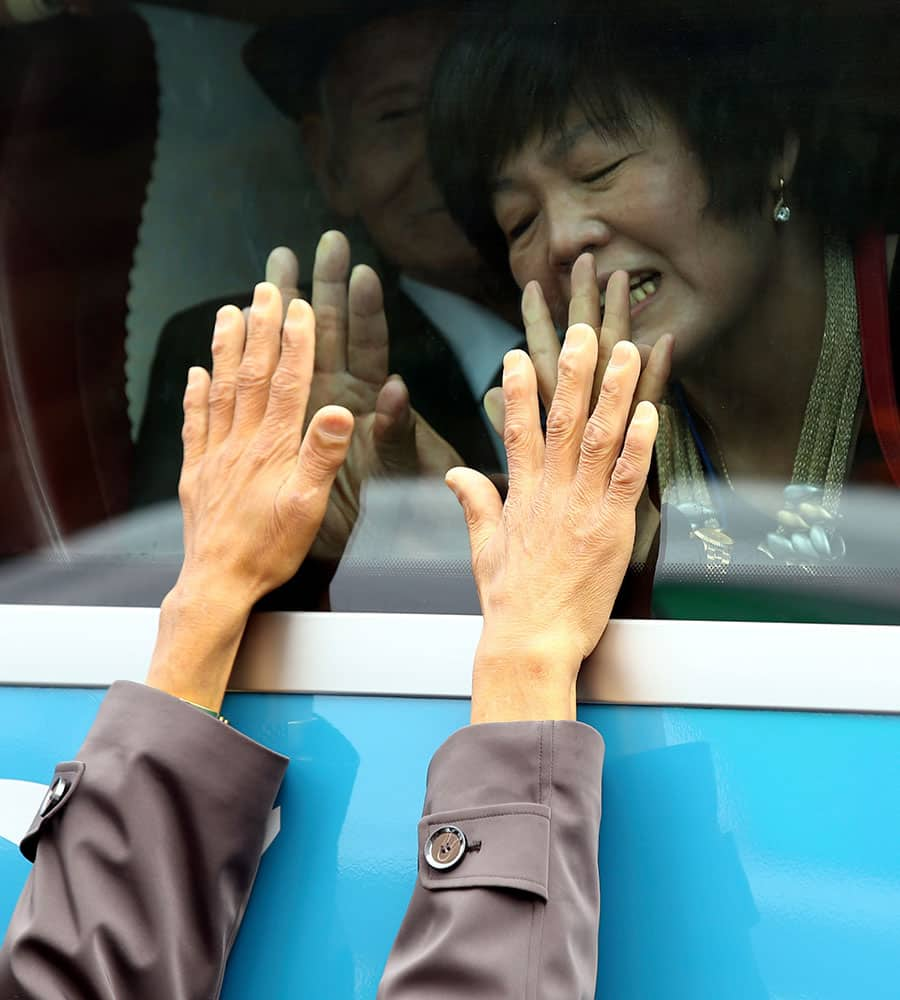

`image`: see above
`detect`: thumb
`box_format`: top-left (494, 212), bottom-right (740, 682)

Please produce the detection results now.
top-left (373, 376), bottom-right (418, 476)
top-left (287, 405), bottom-right (354, 528)
top-left (445, 466), bottom-right (503, 560)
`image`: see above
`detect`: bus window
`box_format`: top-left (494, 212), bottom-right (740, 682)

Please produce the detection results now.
top-left (0, 0), bottom-right (898, 625)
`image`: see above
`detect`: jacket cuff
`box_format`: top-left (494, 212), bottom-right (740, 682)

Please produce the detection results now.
top-left (21, 680), bottom-right (287, 861)
top-left (416, 720), bottom-right (603, 898)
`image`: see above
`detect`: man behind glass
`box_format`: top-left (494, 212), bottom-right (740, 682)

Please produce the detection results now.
top-left (132, 1), bottom-right (523, 516)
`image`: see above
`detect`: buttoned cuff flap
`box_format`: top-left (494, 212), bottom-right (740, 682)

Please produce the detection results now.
top-left (418, 802), bottom-right (551, 900)
top-left (19, 761), bottom-right (85, 863)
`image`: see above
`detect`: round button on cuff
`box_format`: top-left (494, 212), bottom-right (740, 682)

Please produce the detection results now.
top-left (424, 825), bottom-right (467, 871)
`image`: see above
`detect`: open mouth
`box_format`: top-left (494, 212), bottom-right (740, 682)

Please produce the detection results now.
top-left (599, 271), bottom-right (661, 318)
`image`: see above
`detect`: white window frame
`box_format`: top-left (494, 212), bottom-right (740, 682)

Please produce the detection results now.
top-left (3, 606), bottom-right (899, 714)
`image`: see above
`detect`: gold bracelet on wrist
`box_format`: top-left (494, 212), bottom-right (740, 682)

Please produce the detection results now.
top-left (179, 696), bottom-right (229, 725)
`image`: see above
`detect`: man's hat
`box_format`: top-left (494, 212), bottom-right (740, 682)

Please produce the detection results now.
top-left (243, 1), bottom-right (441, 119)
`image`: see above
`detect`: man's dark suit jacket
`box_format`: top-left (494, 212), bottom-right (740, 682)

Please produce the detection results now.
top-left (132, 283), bottom-right (502, 509)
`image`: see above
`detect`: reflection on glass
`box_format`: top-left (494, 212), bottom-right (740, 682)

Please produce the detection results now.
top-left (0, 1), bottom-right (897, 622)
top-left (428, 1), bottom-right (900, 619)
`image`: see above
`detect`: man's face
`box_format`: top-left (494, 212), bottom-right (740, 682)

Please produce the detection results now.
top-left (316, 12), bottom-right (483, 287)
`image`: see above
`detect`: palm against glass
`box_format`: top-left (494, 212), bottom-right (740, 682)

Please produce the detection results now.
top-left (263, 231), bottom-right (462, 560)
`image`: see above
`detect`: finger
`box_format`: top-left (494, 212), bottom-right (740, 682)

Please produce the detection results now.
top-left (287, 405), bottom-right (355, 530)
top-left (576, 340), bottom-right (642, 498)
top-left (594, 269), bottom-right (632, 406)
top-left (265, 246), bottom-right (303, 320)
top-left (311, 230), bottom-right (351, 373)
top-left (483, 387), bottom-right (505, 437)
top-left (567, 252), bottom-right (600, 331)
top-left (207, 304), bottom-right (246, 445)
top-left (265, 246), bottom-right (300, 292)
top-left (179, 366), bottom-right (210, 488)
top-left (521, 280), bottom-right (560, 411)
top-left (501, 350), bottom-right (544, 493)
top-left (445, 466), bottom-right (503, 562)
top-left (347, 265), bottom-right (389, 385)
top-left (232, 282), bottom-right (283, 432)
top-left (373, 376), bottom-right (418, 475)
top-left (543, 323), bottom-right (598, 483)
top-left (605, 400), bottom-right (659, 514)
top-left (260, 298), bottom-right (316, 455)
top-left (633, 333), bottom-right (674, 412)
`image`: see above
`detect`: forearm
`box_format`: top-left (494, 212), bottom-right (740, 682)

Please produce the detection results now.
top-left (378, 719), bottom-right (603, 999)
top-left (0, 682), bottom-right (286, 1000)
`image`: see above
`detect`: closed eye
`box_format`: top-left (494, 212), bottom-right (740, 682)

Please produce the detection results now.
top-left (581, 156), bottom-right (629, 184)
top-left (507, 216), bottom-right (535, 241)
top-left (378, 105), bottom-right (423, 123)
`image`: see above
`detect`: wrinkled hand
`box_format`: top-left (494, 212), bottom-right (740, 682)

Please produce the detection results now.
top-left (146, 283), bottom-right (354, 711)
top-left (296, 231), bottom-right (461, 560)
top-left (484, 251), bottom-right (673, 432)
top-left (256, 235), bottom-right (384, 423)
top-left (446, 271), bottom-right (658, 724)
top-left (177, 283), bottom-right (354, 604)
top-left (483, 254), bottom-right (672, 565)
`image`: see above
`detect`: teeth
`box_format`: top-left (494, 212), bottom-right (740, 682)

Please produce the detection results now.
top-left (600, 273), bottom-right (659, 310)
top-left (626, 276), bottom-right (658, 307)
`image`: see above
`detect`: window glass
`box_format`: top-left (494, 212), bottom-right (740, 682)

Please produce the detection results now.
top-left (1, 0), bottom-right (898, 622)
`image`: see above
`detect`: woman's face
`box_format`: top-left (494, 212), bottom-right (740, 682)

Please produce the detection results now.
top-left (492, 104), bottom-right (780, 367)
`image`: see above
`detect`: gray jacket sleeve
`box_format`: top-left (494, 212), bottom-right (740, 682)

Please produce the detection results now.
top-left (0, 689), bottom-right (602, 1000)
top-left (0, 681), bottom-right (288, 1000)
top-left (378, 720), bottom-right (604, 1000)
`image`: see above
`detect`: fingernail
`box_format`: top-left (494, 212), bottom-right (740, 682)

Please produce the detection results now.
top-left (610, 340), bottom-right (633, 367)
top-left (320, 427), bottom-right (352, 441)
top-left (318, 410), bottom-right (353, 439)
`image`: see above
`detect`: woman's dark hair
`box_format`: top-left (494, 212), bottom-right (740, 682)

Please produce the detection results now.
top-left (428, 0), bottom-right (898, 273)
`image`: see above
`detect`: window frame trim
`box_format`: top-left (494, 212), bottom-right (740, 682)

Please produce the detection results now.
top-left (2, 605), bottom-right (898, 714)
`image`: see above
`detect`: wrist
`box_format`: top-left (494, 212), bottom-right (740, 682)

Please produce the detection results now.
top-left (470, 633), bottom-right (581, 724)
top-left (145, 580), bottom-right (252, 712)
top-left (169, 565), bottom-right (257, 619)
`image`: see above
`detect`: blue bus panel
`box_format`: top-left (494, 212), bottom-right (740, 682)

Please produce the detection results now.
top-left (0, 688), bottom-right (897, 999)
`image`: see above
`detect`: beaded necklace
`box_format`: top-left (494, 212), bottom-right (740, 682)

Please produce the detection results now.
top-left (655, 236), bottom-right (863, 575)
